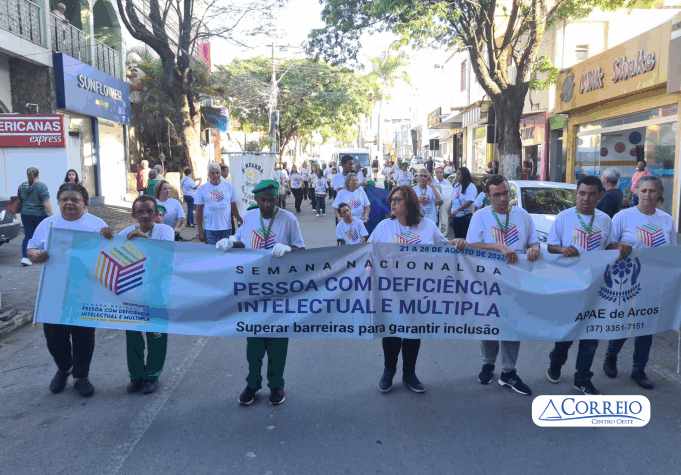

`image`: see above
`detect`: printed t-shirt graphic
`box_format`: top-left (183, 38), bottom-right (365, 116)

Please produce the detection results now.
top-left (336, 218), bottom-right (368, 245)
top-left (234, 207), bottom-right (305, 250)
top-left (195, 181), bottom-right (237, 231)
top-left (548, 207), bottom-right (613, 252)
top-left (333, 188), bottom-right (370, 217)
top-left (637, 222), bottom-right (665, 247)
top-left (368, 217), bottom-right (447, 245)
top-left (95, 242), bottom-right (147, 295)
top-left (466, 206), bottom-right (538, 253)
top-left (610, 206), bottom-right (677, 249)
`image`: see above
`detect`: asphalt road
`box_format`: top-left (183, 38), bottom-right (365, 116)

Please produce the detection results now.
top-left (2, 193), bottom-right (681, 474)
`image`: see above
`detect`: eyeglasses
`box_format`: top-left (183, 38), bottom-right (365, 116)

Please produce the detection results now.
top-left (490, 191), bottom-right (509, 199)
top-left (388, 197), bottom-right (404, 204)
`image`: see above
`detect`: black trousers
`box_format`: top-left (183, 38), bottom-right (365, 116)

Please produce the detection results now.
top-left (291, 187), bottom-right (304, 211)
top-left (451, 214), bottom-right (472, 239)
top-left (43, 323), bottom-right (96, 379)
top-left (382, 337), bottom-right (421, 375)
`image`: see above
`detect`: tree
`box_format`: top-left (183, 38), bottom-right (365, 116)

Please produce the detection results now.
top-left (116, 0), bottom-right (284, 172)
top-left (367, 50), bottom-right (412, 159)
top-left (307, 0), bottom-right (646, 178)
top-left (219, 56), bottom-right (374, 161)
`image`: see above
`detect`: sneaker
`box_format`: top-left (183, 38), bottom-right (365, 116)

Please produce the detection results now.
top-left (20, 257), bottom-right (32, 266)
top-left (478, 364), bottom-right (495, 384)
top-left (631, 371), bottom-right (654, 390)
top-left (126, 378), bottom-right (143, 393)
top-left (547, 363), bottom-right (561, 383)
top-left (316, 213), bottom-right (320, 216)
top-left (402, 373), bottom-right (426, 393)
top-left (238, 385), bottom-right (261, 405)
top-left (49, 369), bottom-right (71, 394)
top-left (269, 387), bottom-right (286, 405)
top-left (574, 380), bottom-right (600, 395)
top-left (323, 213), bottom-right (326, 216)
top-left (603, 352), bottom-right (618, 378)
top-left (142, 379), bottom-right (159, 394)
top-left (73, 378), bottom-right (95, 397)
top-left (498, 371), bottom-right (532, 395)
top-left (378, 369), bottom-right (395, 392)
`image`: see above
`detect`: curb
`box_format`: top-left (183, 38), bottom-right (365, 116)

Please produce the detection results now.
top-left (0, 309), bottom-right (34, 339)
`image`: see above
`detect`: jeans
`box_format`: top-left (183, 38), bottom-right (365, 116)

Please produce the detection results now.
top-left (21, 213), bottom-right (48, 258)
top-left (316, 194), bottom-right (326, 214)
top-left (184, 195), bottom-right (195, 226)
top-left (246, 337), bottom-right (289, 389)
top-left (451, 214), bottom-right (472, 239)
top-left (43, 323), bottom-right (95, 379)
top-left (205, 229), bottom-right (231, 245)
top-left (126, 331), bottom-right (168, 380)
top-left (549, 339), bottom-right (599, 382)
top-left (383, 337), bottom-right (421, 376)
top-left (481, 340), bottom-right (520, 373)
top-left (607, 335), bottom-right (653, 373)
top-left (291, 187), bottom-right (303, 212)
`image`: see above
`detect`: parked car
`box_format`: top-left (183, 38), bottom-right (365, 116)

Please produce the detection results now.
top-left (445, 177), bottom-right (577, 243)
top-left (0, 199), bottom-right (21, 246)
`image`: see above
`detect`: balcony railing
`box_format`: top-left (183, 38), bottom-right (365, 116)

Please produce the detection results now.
top-left (0, 0), bottom-right (43, 46)
top-left (94, 38), bottom-right (120, 79)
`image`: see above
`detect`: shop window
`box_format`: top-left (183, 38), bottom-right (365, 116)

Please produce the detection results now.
top-left (577, 105), bottom-right (678, 134)
top-left (461, 60), bottom-right (467, 92)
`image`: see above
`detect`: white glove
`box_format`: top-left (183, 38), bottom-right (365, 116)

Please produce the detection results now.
top-left (271, 243), bottom-right (292, 258)
top-left (216, 237), bottom-right (235, 252)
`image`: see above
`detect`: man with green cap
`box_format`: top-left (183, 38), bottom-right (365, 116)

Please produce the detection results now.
top-left (216, 179), bottom-right (305, 406)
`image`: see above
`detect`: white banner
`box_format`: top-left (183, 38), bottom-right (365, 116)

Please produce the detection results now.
top-left (228, 153), bottom-right (276, 217)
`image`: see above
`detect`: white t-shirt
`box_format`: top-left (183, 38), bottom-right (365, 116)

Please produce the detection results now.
top-left (355, 171), bottom-right (365, 183)
top-left (413, 185), bottom-right (437, 222)
top-left (119, 223), bottom-right (175, 241)
top-left (444, 166), bottom-right (453, 174)
top-left (324, 168), bottom-right (333, 180)
top-left (382, 166), bottom-right (391, 177)
top-left (157, 198), bottom-right (186, 229)
top-left (313, 177), bottom-right (328, 195)
top-left (611, 206), bottom-right (677, 248)
top-left (451, 182), bottom-right (477, 217)
top-left (474, 191), bottom-right (487, 209)
top-left (301, 167), bottom-right (310, 181)
top-left (333, 188), bottom-right (370, 217)
top-left (369, 217), bottom-right (446, 245)
top-left (467, 206), bottom-right (539, 253)
top-left (548, 207), bottom-right (613, 252)
top-left (393, 170), bottom-right (413, 186)
top-left (336, 217), bottom-right (369, 245)
top-left (194, 180), bottom-right (237, 231)
top-left (234, 208), bottom-right (305, 250)
top-left (28, 213), bottom-right (108, 251)
top-left (180, 177), bottom-right (197, 198)
top-left (290, 173), bottom-right (303, 189)
top-left (332, 173), bottom-right (346, 191)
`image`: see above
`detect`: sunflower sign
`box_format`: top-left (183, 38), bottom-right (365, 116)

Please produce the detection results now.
top-left (227, 153), bottom-right (277, 216)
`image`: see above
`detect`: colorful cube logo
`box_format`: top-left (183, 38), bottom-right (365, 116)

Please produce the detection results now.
top-left (95, 243), bottom-right (147, 295)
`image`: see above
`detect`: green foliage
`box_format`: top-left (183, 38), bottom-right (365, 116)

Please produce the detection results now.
top-left (217, 56), bottom-right (374, 151)
top-left (529, 55), bottom-right (559, 92)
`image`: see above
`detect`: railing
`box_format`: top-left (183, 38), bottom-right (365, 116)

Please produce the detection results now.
top-left (0, 0), bottom-right (43, 46)
top-left (94, 38), bottom-right (120, 79)
top-left (50, 12), bottom-right (88, 63)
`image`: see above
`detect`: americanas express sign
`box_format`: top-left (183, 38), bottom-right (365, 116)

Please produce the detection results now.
top-left (53, 52), bottom-right (131, 125)
top-left (0, 115), bottom-right (66, 147)
top-left (532, 396), bottom-right (650, 427)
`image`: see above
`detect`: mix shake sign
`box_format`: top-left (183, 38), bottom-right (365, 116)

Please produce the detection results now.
top-left (0, 115), bottom-right (66, 147)
top-left (561, 49), bottom-right (656, 103)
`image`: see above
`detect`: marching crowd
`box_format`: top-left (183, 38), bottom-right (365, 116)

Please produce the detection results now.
top-left (12, 151), bottom-right (677, 406)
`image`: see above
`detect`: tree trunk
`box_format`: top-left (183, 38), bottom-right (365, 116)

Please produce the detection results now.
top-left (376, 97), bottom-right (383, 158)
top-left (490, 84), bottom-right (527, 180)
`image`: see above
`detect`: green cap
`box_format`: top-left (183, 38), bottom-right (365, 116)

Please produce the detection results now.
top-left (367, 180), bottom-right (376, 186)
top-left (156, 205), bottom-right (166, 213)
top-left (247, 203), bottom-right (259, 211)
top-left (400, 162), bottom-right (408, 166)
top-left (253, 179), bottom-right (279, 198)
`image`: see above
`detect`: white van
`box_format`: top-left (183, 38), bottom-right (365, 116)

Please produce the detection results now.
top-left (337, 148), bottom-right (371, 169)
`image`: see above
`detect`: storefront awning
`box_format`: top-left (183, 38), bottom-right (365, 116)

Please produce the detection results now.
top-left (429, 112), bottom-right (463, 129)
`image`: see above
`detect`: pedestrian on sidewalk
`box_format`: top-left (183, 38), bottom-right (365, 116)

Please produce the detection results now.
top-left (27, 183), bottom-right (114, 397)
top-left (154, 180), bottom-right (186, 241)
top-left (546, 175), bottom-right (614, 395)
top-left (216, 180), bottom-right (305, 406)
top-left (18, 167), bottom-right (54, 266)
top-left (602, 175), bottom-right (676, 390)
top-left (181, 168), bottom-right (201, 227)
top-left (289, 165), bottom-right (304, 213)
top-left (466, 175), bottom-right (540, 396)
top-left (64, 169), bottom-right (87, 186)
top-left (369, 185), bottom-right (467, 394)
top-left (313, 169), bottom-right (328, 216)
top-left (146, 169), bottom-right (159, 196)
top-left (136, 160), bottom-right (150, 196)
top-left (119, 195), bottom-right (175, 395)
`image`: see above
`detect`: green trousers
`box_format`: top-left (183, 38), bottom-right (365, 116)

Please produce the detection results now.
top-left (246, 337), bottom-right (289, 389)
top-left (126, 331), bottom-right (168, 381)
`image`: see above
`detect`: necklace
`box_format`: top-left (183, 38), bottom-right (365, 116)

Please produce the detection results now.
top-left (491, 207), bottom-right (511, 234)
top-left (259, 207), bottom-right (279, 249)
top-left (575, 207), bottom-right (595, 236)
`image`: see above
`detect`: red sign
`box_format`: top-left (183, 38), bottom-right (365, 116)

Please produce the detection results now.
top-left (0, 115), bottom-right (66, 147)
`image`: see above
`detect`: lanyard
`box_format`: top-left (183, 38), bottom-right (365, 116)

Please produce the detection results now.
top-left (575, 208), bottom-right (595, 236)
top-left (136, 224), bottom-right (154, 237)
top-left (418, 186), bottom-right (428, 196)
top-left (491, 207), bottom-right (511, 234)
top-left (259, 208), bottom-right (279, 249)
